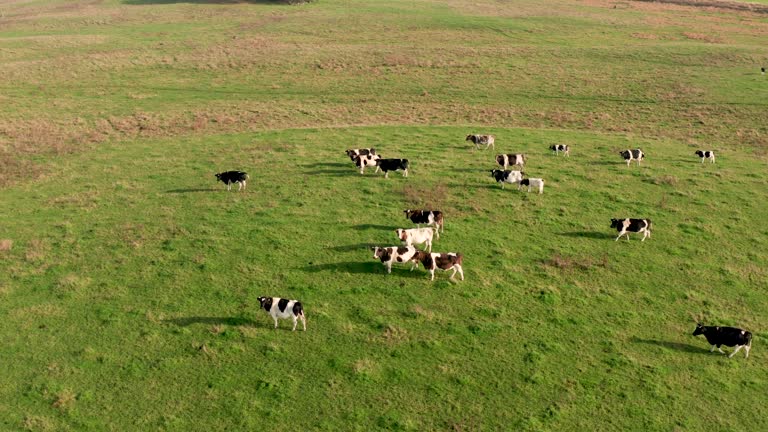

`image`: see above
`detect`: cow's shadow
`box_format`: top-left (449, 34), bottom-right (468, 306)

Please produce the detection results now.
top-left (303, 162), bottom-right (349, 168)
top-left (165, 188), bottom-right (220, 193)
top-left (301, 261), bottom-right (422, 277)
top-left (558, 231), bottom-right (614, 239)
top-left (164, 316), bottom-right (255, 327)
top-left (351, 224), bottom-right (398, 231)
top-left (631, 337), bottom-right (709, 354)
top-left (325, 243), bottom-right (377, 252)
top-left (310, 169), bottom-right (357, 176)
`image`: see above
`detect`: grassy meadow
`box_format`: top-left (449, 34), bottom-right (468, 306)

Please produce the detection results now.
top-left (1, 0), bottom-right (768, 430)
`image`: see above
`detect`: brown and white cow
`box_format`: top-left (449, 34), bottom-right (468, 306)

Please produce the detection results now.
top-left (395, 228), bottom-right (434, 252)
top-left (466, 134), bottom-right (495, 150)
top-left (346, 148), bottom-right (376, 162)
top-left (372, 246), bottom-right (419, 274)
top-left (411, 250), bottom-right (464, 281)
top-left (496, 153), bottom-right (525, 170)
top-left (404, 209), bottom-right (444, 238)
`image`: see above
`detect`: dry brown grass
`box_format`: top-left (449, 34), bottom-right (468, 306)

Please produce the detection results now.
top-left (25, 239), bottom-right (48, 262)
top-left (51, 389), bottom-right (77, 412)
top-left (545, 253), bottom-right (608, 271)
top-left (400, 183), bottom-right (448, 209)
top-left (0, 239), bottom-right (12, 251)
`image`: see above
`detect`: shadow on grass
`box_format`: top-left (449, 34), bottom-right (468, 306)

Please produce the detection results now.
top-left (558, 231), bottom-right (614, 240)
top-left (124, 0), bottom-right (302, 4)
top-left (631, 337), bottom-right (708, 354)
top-left (311, 169), bottom-right (358, 176)
top-left (326, 243), bottom-right (376, 252)
top-left (302, 261), bottom-right (422, 277)
top-left (165, 188), bottom-right (220, 193)
top-left (304, 162), bottom-right (348, 168)
top-left (164, 316), bottom-right (255, 327)
top-left (351, 224), bottom-right (398, 230)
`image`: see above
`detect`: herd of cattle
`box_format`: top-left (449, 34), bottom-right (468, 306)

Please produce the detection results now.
top-left (211, 134), bottom-right (751, 360)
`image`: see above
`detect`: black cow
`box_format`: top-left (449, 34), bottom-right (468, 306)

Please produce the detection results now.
top-left (376, 158), bottom-right (409, 178)
top-left (610, 218), bottom-right (651, 241)
top-left (762, 67), bottom-right (765, 75)
top-left (693, 323), bottom-right (752, 358)
top-left (404, 209), bottom-right (444, 237)
top-left (619, 149), bottom-right (644, 166)
top-left (215, 171), bottom-right (249, 191)
top-left (694, 150), bottom-right (715, 164)
top-left (550, 144), bottom-right (569, 157)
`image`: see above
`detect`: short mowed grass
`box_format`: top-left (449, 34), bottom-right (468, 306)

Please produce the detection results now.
top-left (2, 0), bottom-right (768, 430)
top-left (2, 126), bottom-right (768, 430)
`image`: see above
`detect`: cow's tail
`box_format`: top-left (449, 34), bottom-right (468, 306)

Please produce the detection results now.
top-left (747, 331), bottom-right (753, 348)
top-left (437, 213), bottom-right (445, 233)
top-left (456, 254), bottom-right (464, 266)
top-left (646, 219), bottom-right (652, 236)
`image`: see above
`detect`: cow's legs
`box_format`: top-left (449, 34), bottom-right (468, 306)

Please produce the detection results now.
top-left (386, 263), bottom-right (392, 274)
top-left (291, 316), bottom-right (298, 331)
top-left (615, 230), bottom-right (627, 241)
top-left (745, 343), bottom-right (751, 358)
top-left (729, 345), bottom-right (744, 358)
top-left (403, 168), bottom-right (408, 177)
top-left (430, 269), bottom-right (435, 281)
top-left (374, 166), bottom-right (380, 174)
top-left (716, 345), bottom-right (725, 354)
top-left (710, 345), bottom-right (716, 352)
top-left (384, 171), bottom-right (389, 178)
top-left (456, 265), bottom-right (464, 281)
top-left (273, 316), bottom-right (279, 329)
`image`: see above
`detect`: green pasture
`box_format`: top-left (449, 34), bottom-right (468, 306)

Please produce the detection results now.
top-left (1, 0), bottom-right (768, 430)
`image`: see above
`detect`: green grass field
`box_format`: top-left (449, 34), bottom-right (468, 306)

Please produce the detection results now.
top-left (1, 0), bottom-right (768, 430)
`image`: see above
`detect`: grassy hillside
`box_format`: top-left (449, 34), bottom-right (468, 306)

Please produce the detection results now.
top-left (1, 0), bottom-right (768, 431)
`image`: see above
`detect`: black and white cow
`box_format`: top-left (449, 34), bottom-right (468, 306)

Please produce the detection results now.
top-left (610, 218), bottom-right (651, 241)
top-left (466, 134), bottom-right (495, 150)
top-left (694, 150), bottom-right (715, 164)
top-left (411, 250), bottom-right (464, 281)
top-left (372, 246), bottom-right (419, 274)
top-left (257, 296), bottom-right (306, 331)
top-left (550, 144), bottom-right (570, 157)
top-left (376, 158), bottom-right (409, 178)
top-left (355, 153), bottom-right (381, 174)
top-left (490, 169), bottom-right (524, 189)
top-left (762, 67), bottom-right (766, 75)
top-left (693, 323), bottom-right (752, 358)
top-left (518, 178), bottom-right (544, 194)
top-left (346, 148), bottom-right (376, 162)
top-left (396, 227), bottom-right (434, 252)
top-left (404, 209), bottom-right (444, 238)
top-left (619, 149), bottom-right (644, 166)
top-left (496, 153), bottom-right (525, 170)
top-left (215, 171), bottom-right (249, 191)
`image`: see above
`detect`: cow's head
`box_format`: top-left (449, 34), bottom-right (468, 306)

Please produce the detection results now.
top-left (396, 229), bottom-right (407, 241)
top-left (345, 149), bottom-right (355, 157)
top-left (692, 323), bottom-right (706, 336)
top-left (214, 173), bottom-right (223, 182)
top-left (610, 219), bottom-right (622, 228)
top-left (466, 134), bottom-right (474, 141)
top-left (404, 209), bottom-right (415, 219)
top-left (694, 151), bottom-right (703, 157)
